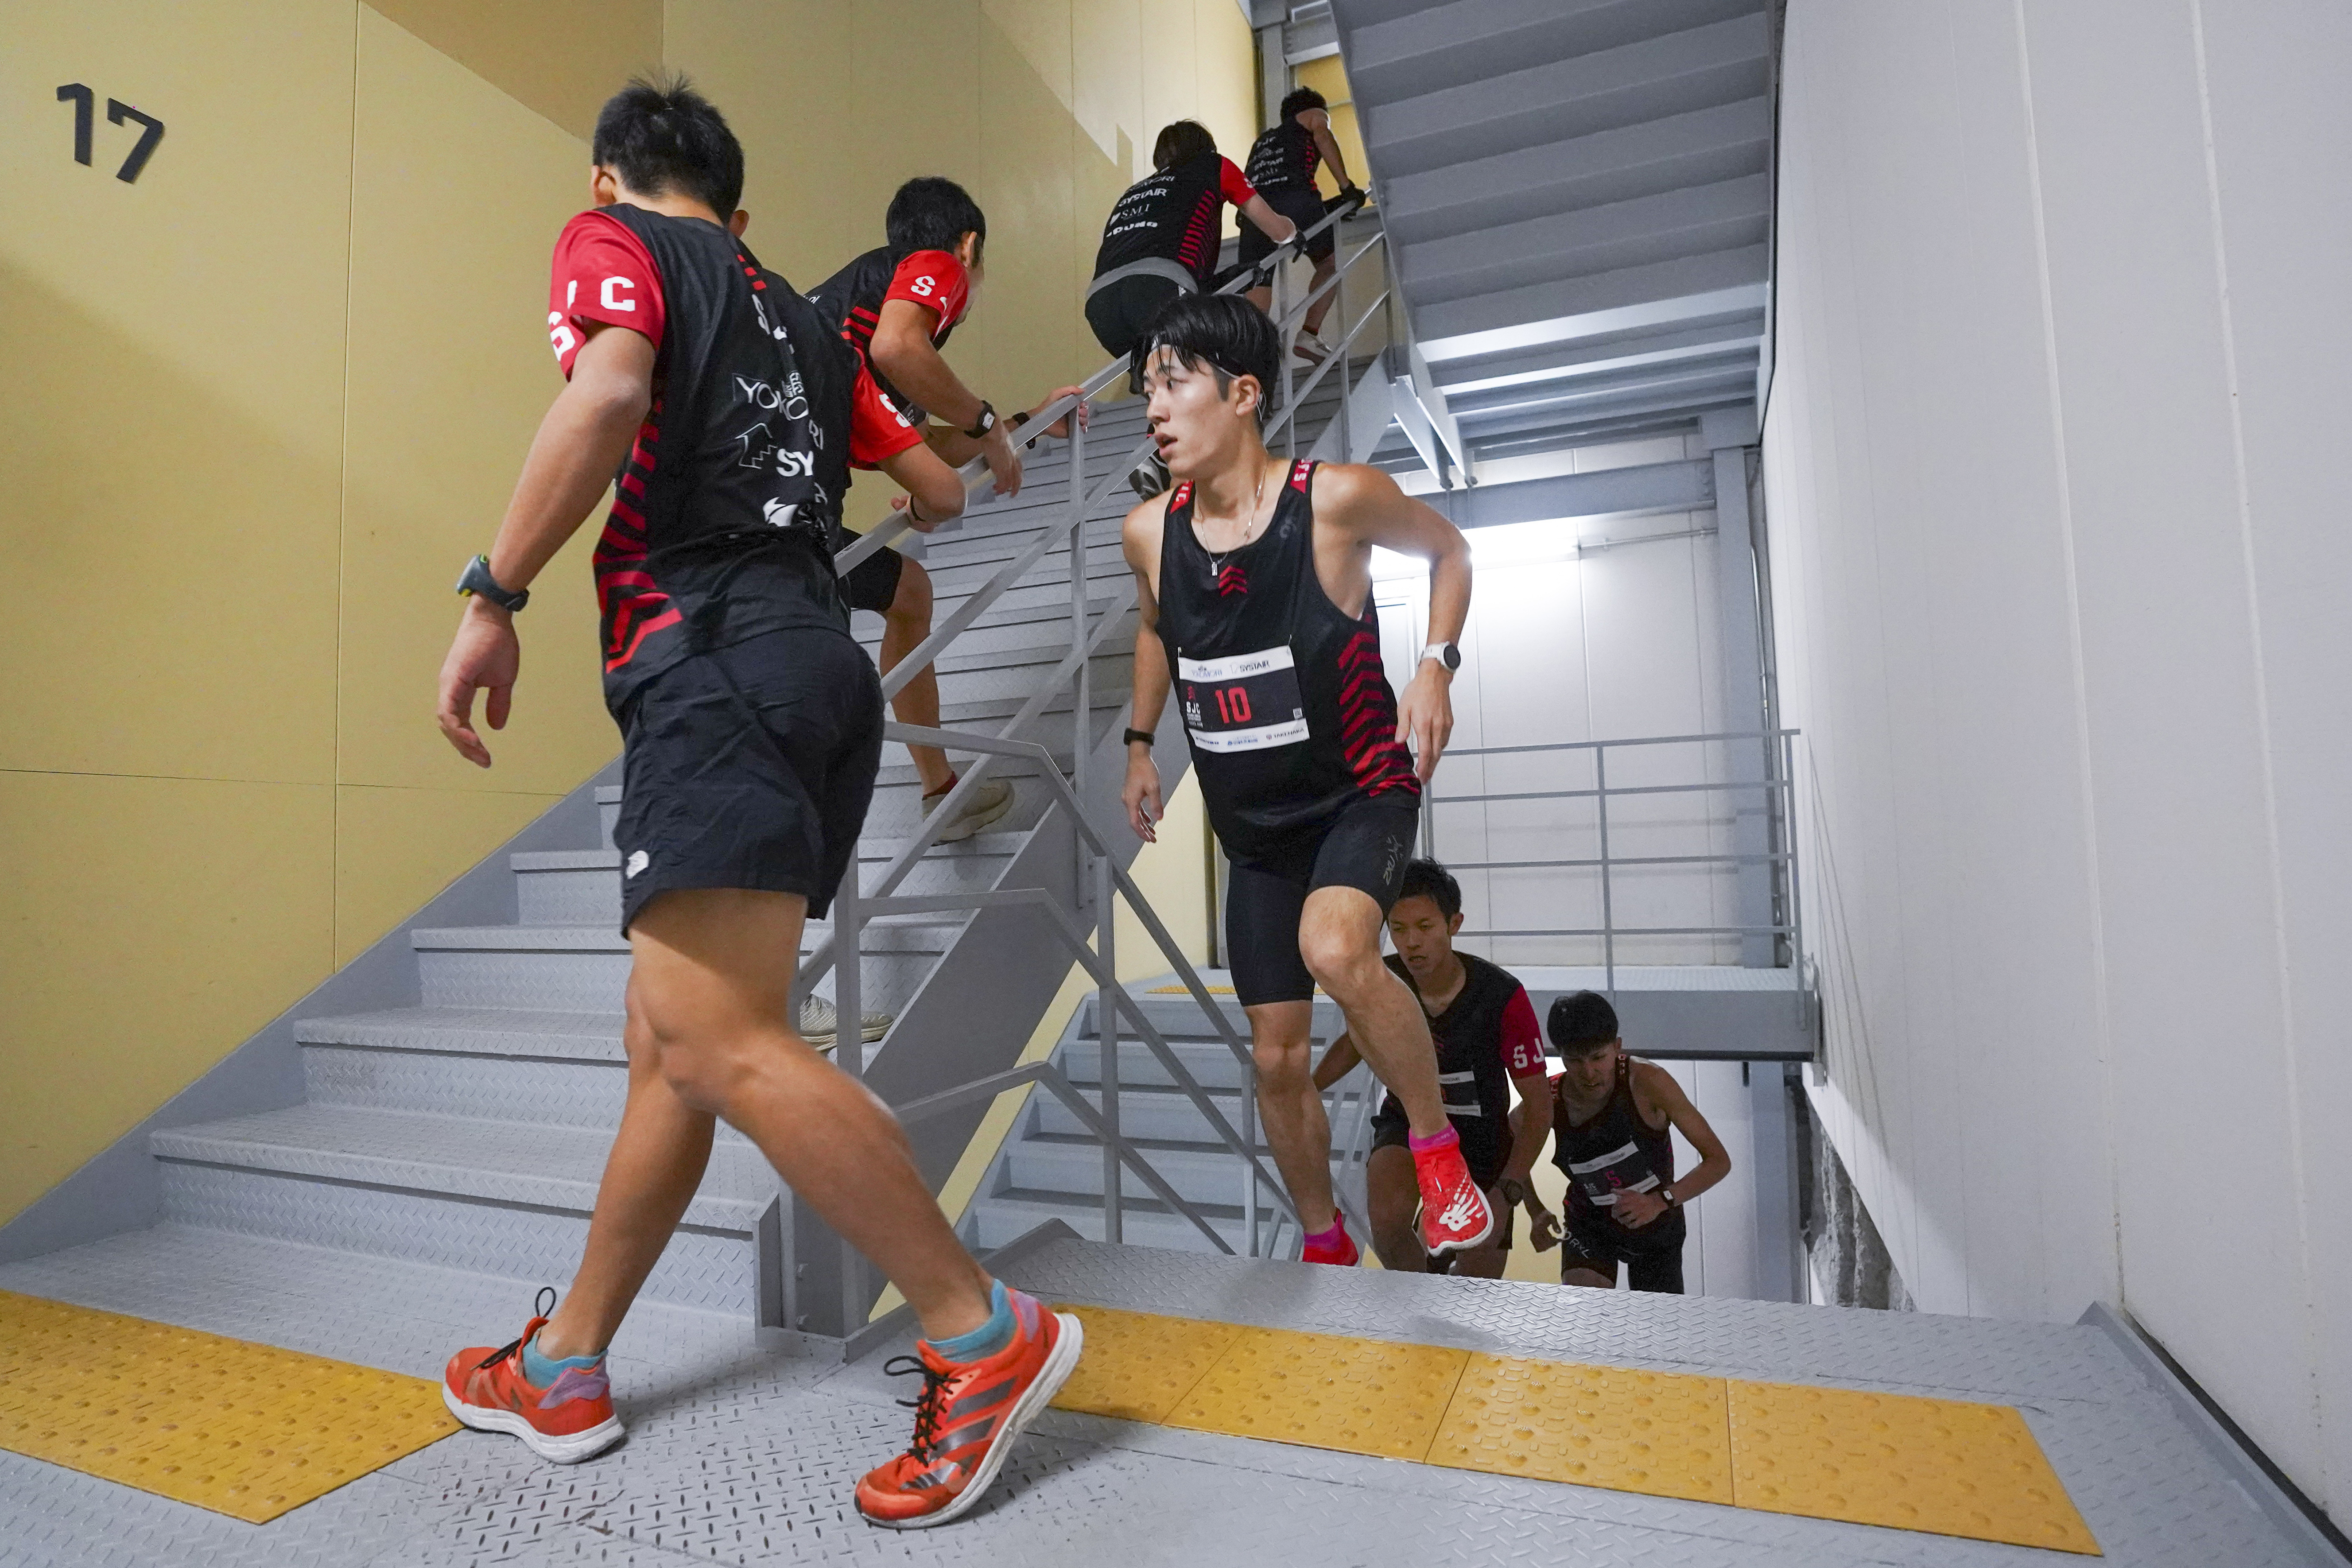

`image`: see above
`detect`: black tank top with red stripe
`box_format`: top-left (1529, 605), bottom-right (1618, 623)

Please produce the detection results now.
top-left (1156, 460), bottom-right (1419, 860)
top-left (1553, 1056), bottom-right (1683, 1237)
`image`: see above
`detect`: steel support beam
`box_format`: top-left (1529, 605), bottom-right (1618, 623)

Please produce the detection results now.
top-left (1432, 458), bottom-right (1712, 530)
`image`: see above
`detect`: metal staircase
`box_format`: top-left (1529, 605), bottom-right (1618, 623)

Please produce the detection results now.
top-left (93, 214), bottom-right (1395, 1337)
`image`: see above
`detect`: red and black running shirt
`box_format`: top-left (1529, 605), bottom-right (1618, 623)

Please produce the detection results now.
top-left (1379, 952), bottom-right (1546, 1178)
top-left (547, 204), bottom-right (855, 705)
top-left (806, 245), bottom-right (972, 468)
top-left (1091, 151), bottom-right (1258, 292)
top-left (1156, 459), bottom-right (1419, 860)
top-left (1244, 118), bottom-right (1322, 194)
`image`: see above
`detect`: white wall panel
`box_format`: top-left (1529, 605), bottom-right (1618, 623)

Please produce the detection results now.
top-left (1766, 0), bottom-right (2348, 1511)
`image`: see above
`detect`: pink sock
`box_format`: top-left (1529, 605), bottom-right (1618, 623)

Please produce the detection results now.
top-left (1408, 1125), bottom-right (1460, 1155)
top-left (1304, 1211), bottom-right (1348, 1246)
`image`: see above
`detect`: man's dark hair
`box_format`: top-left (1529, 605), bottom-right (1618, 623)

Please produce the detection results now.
top-left (1153, 119), bottom-right (1218, 171)
top-left (1139, 293), bottom-right (1281, 426)
top-left (1279, 86), bottom-right (1328, 122)
top-left (592, 74), bottom-right (744, 217)
top-left (886, 176), bottom-right (987, 263)
top-left (1548, 990), bottom-right (1620, 1051)
top-left (1395, 859), bottom-right (1461, 922)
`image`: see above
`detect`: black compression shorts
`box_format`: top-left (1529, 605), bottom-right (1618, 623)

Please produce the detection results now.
top-left (1239, 186), bottom-right (1338, 270)
top-left (1558, 1211), bottom-right (1687, 1293)
top-left (1223, 797), bottom-right (1419, 1006)
top-left (838, 540), bottom-right (906, 616)
top-left (1086, 272), bottom-right (1186, 361)
top-left (613, 627), bottom-right (883, 934)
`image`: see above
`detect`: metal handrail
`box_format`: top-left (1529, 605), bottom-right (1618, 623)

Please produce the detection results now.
top-left (834, 194), bottom-right (1368, 575)
top-left (1423, 728), bottom-right (1804, 995)
top-left (807, 190), bottom-right (1387, 1288)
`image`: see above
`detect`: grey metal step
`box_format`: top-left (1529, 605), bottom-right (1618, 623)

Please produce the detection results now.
top-left (1023, 1081), bottom-right (1351, 1151)
top-left (410, 915), bottom-right (964, 1012)
top-left (514, 829), bottom-right (1027, 927)
top-left (1003, 1134), bottom-right (1279, 1208)
top-left (964, 1188), bottom-right (1253, 1252)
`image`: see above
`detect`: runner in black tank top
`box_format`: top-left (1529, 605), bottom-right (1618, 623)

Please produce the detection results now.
top-left (1118, 292), bottom-right (1493, 1267)
top-left (1241, 87), bottom-right (1363, 352)
top-left (1538, 990), bottom-right (1737, 1295)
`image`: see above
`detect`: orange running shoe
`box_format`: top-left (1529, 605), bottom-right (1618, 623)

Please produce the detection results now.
top-left (1415, 1133), bottom-right (1495, 1255)
top-left (855, 1286), bottom-right (1083, 1529)
top-left (441, 1289), bottom-right (624, 1464)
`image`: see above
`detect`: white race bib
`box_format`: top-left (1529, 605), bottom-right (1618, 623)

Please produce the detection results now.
top-left (1178, 646), bottom-right (1309, 754)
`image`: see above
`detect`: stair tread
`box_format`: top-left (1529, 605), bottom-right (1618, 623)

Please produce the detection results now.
top-left (152, 1104), bottom-right (770, 1227)
top-left (517, 830), bottom-right (1028, 873)
top-left (297, 1006), bottom-right (625, 1052)
top-left (411, 912), bottom-right (971, 951)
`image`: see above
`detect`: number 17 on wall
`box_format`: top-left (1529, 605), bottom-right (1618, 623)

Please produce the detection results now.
top-left (57, 84), bottom-right (165, 184)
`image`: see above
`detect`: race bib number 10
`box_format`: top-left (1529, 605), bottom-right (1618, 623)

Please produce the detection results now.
top-left (1178, 645), bottom-right (1309, 753)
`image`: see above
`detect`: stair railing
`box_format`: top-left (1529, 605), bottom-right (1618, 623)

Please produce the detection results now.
top-left (794, 197), bottom-right (1385, 1323)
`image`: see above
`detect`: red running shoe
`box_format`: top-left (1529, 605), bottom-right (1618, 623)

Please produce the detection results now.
top-left (1300, 1212), bottom-right (1360, 1266)
top-left (1414, 1135), bottom-right (1495, 1254)
top-left (856, 1287), bottom-right (1083, 1529)
top-left (441, 1289), bottom-right (624, 1464)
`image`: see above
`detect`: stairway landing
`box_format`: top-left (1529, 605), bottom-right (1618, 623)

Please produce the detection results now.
top-left (0, 1227), bottom-right (2319, 1567)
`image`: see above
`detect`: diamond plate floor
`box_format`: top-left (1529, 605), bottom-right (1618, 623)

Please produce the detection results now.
top-left (0, 1227), bottom-right (2324, 1567)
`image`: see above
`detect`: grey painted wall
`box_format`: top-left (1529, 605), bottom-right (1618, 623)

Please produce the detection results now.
top-left (1765, 0), bottom-right (2351, 1515)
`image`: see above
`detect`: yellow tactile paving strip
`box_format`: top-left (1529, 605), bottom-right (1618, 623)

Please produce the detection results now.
top-left (1730, 1379), bottom-right (2101, 1555)
top-left (1050, 1304), bottom-right (2099, 1555)
top-left (0, 1290), bottom-right (458, 1523)
top-left (1430, 1355), bottom-right (1735, 1504)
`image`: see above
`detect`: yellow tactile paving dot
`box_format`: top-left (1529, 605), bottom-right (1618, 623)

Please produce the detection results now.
top-left (0, 1289), bottom-right (458, 1523)
top-left (1164, 1325), bottom-right (1470, 1460)
top-left (1047, 1304), bottom-right (1244, 1423)
top-left (1429, 1354), bottom-right (1735, 1503)
top-left (1728, 1379), bottom-right (2100, 1555)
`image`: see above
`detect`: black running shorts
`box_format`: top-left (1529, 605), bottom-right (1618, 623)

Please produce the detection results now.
top-left (1223, 797), bottom-right (1420, 1006)
top-left (1239, 186), bottom-right (1338, 270)
top-left (612, 627), bottom-right (884, 934)
top-left (1087, 272), bottom-right (1187, 362)
top-left (1368, 1118), bottom-right (1514, 1252)
top-left (838, 539), bottom-right (906, 616)
top-left (1558, 1211), bottom-right (1687, 1293)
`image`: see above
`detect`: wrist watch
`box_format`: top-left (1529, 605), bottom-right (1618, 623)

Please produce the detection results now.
top-left (1496, 1177), bottom-right (1528, 1208)
top-left (455, 554), bottom-right (528, 613)
top-left (1658, 1185), bottom-right (1678, 1208)
top-left (1123, 728), bottom-right (1154, 748)
top-left (964, 400), bottom-right (997, 439)
top-left (1419, 640), bottom-right (1459, 671)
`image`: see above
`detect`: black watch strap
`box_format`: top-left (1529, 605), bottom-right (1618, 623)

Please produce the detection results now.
top-left (455, 555), bottom-right (528, 613)
top-left (964, 400), bottom-right (997, 439)
top-left (1123, 728), bottom-right (1154, 747)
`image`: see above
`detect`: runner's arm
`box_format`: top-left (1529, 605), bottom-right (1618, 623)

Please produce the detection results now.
top-left (1312, 1032), bottom-right (1361, 1091)
top-left (877, 437), bottom-right (966, 532)
top-left (1122, 499), bottom-right (1173, 840)
top-left (1500, 1071), bottom-right (1552, 1187)
top-left (1239, 194), bottom-right (1299, 246)
top-left (1301, 108), bottom-right (1355, 194)
top-left (1612, 1063), bottom-right (1732, 1228)
top-left (870, 297), bottom-right (1024, 496)
top-left (1316, 463), bottom-right (1471, 780)
top-left (924, 384), bottom-right (1090, 467)
top-left (437, 322), bottom-right (654, 767)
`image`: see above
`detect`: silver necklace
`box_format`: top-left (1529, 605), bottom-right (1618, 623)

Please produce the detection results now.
top-left (1203, 460), bottom-right (1273, 582)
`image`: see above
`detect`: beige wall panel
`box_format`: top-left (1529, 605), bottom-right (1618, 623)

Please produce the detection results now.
top-left (849, 0), bottom-right (984, 229)
top-left (1140, 0), bottom-right (1203, 169)
top-left (983, 0), bottom-right (1077, 108)
top-left (1073, 0), bottom-right (1144, 179)
top-left (971, 13), bottom-right (1085, 396)
top-left (0, 772), bottom-right (335, 1224)
top-left (367, 0), bottom-right (662, 140)
top-left (662, 3), bottom-right (865, 290)
top-left (0, 0), bottom-right (354, 784)
top-left (333, 784), bottom-right (561, 966)
top-left (337, 10), bottom-right (618, 799)
top-left (1191, 0), bottom-right (1260, 158)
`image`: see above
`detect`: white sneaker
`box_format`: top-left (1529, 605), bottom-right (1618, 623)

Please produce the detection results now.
top-left (800, 996), bottom-right (890, 1051)
top-left (924, 776), bottom-right (1015, 844)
